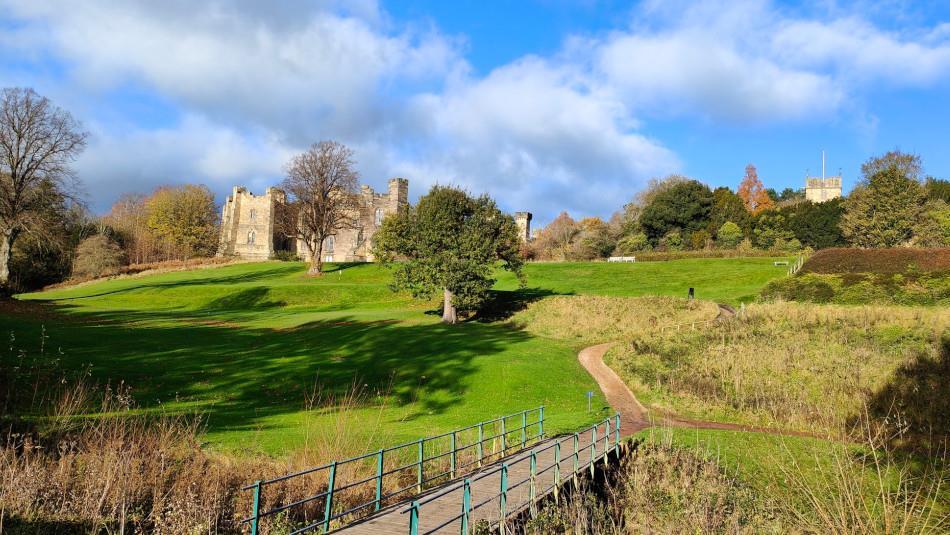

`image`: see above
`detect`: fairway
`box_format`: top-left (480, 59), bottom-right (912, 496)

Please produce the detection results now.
top-left (6, 257), bottom-right (789, 455)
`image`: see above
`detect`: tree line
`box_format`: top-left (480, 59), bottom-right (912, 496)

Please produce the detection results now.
top-left (2, 86), bottom-right (948, 296)
top-left (526, 154), bottom-right (949, 261)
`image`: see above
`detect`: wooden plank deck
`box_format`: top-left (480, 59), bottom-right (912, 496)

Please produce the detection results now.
top-left (338, 428), bottom-right (609, 535)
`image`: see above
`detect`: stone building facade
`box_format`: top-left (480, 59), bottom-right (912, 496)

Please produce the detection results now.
top-left (805, 176), bottom-right (842, 203)
top-left (514, 212), bottom-right (532, 242)
top-left (217, 178), bottom-right (409, 262)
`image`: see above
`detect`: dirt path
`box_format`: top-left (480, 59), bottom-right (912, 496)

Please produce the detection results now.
top-left (578, 304), bottom-right (824, 440)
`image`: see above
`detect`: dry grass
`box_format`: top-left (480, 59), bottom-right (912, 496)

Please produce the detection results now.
top-left (510, 295), bottom-right (718, 346)
top-left (0, 375), bottom-right (407, 534)
top-left (606, 302), bottom-right (950, 436)
top-left (522, 436), bottom-right (778, 534)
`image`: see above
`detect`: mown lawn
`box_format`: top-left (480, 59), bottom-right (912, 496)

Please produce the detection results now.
top-left (4, 257), bottom-right (789, 455)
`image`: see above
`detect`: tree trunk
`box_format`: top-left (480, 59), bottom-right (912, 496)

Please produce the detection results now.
top-left (442, 287), bottom-right (458, 324)
top-left (0, 227), bottom-right (14, 295)
top-left (309, 239), bottom-right (324, 276)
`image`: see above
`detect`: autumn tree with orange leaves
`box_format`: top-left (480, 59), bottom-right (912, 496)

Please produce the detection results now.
top-left (737, 164), bottom-right (774, 214)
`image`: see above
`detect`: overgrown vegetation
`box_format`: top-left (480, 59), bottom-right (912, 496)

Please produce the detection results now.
top-left (763, 248), bottom-right (950, 305)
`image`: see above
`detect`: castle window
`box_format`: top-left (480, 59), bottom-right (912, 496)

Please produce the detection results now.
top-left (325, 235), bottom-right (334, 253)
top-left (375, 208), bottom-right (383, 226)
top-left (249, 209), bottom-right (257, 222)
top-left (247, 230), bottom-right (256, 245)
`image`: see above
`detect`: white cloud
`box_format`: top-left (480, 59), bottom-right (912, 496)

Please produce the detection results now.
top-left (2, 0), bottom-right (950, 219)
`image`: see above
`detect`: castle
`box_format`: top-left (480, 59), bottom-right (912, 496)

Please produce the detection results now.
top-left (805, 176), bottom-right (842, 203)
top-left (218, 178), bottom-right (408, 262)
top-left (804, 151), bottom-right (842, 203)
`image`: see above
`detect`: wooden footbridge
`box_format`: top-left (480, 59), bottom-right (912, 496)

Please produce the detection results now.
top-left (242, 407), bottom-right (623, 534)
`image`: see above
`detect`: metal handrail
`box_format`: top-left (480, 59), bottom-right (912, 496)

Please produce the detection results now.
top-left (243, 406), bottom-right (545, 534)
top-left (404, 414), bottom-right (622, 535)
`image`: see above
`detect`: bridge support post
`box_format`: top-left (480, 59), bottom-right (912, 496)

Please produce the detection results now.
top-left (539, 406), bottom-right (544, 439)
top-left (572, 433), bottom-right (579, 489)
top-left (521, 411), bottom-right (527, 449)
top-left (603, 418), bottom-right (610, 463)
top-left (451, 432), bottom-right (457, 479)
top-left (408, 500), bottom-right (420, 535)
top-left (323, 461), bottom-right (337, 533)
top-left (375, 449), bottom-right (384, 511)
top-left (499, 463), bottom-right (509, 535)
top-left (417, 439), bottom-right (424, 493)
top-left (553, 441), bottom-right (561, 503)
top-left (590, 427), bottom-right (597, 477)
top-left (461, 478), bottom-right (471, 535)
top-left (529, 450), bottom-right (537, 518)
top-left (250, 480), bottom-right (262, 535)
top-left (615, 413), bottom-right (621, 452)
top-left (477, 423), bottom-right (484, 467)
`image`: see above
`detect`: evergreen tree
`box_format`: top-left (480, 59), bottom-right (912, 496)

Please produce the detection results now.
top-left (841, 157), bottom-right (925, 248)
top-left (373, 185), bottom-right (524, 324)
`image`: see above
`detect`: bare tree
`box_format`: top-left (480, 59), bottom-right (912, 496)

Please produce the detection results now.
top-left (279, 141), bottom-right (360, 276)
top-left (0, 88), bottom-right (87, 293)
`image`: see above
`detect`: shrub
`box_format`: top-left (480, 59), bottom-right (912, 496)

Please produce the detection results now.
top-left (716, 221), bottom-right (743, 248)
top-left (270, 250), bottom-right (301, 262)
top-left (661, 229), bottom-right (684, 251)
top-left (688, 229), bottom-right (710, 250)
top-left (71, 235), bottom-right (126, 279)
top-left (615, 232), bottom-right (651, 254)
top-left (761, 273), bottom-right (837, 303)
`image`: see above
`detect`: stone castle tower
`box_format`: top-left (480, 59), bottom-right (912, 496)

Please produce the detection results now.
top-left (218, 186), bottom-right (286, 260)
top-left (218, 178), bottom-right (409, 262)
top-left (804, 151), bottom-right (842, 203)
top-left (514, 212), bottom-right (532, 242)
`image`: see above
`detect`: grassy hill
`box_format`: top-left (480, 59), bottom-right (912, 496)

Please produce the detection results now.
top-left (5, 257), bottom-right (789, 454)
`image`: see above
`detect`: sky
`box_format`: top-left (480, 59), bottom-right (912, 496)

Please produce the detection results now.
top-left (2, 0), bottom-right (949, 225)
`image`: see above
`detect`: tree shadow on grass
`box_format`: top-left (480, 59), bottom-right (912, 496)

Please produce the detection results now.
top-left (855, 333), bottom-right (950, 457)
top-left (475, 288), bottom-right (568, 322)
top-left (6, 301), bottom-right (532, 438)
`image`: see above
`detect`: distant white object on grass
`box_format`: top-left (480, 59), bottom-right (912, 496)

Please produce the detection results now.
top-left (608, 256), bottom-right (636, 263)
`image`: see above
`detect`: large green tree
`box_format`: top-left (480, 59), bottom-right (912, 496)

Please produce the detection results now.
top-left (841, 153), bottom-right (925, 248)
top-left (781, 198), bottom-right (846, 249)
top-left (639, 179), bottom-right (713, 243)
top-left (373, 185), bottom-right (524, 324)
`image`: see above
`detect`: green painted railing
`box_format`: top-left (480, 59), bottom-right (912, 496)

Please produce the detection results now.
top-left (241, 406), bottom-right (545, 534)
top-left (403, 413), bottom-right (621, 535)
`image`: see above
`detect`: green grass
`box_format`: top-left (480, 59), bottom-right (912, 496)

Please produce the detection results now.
top-left (4, 257), bottom-right (790, 455)
top-left (497, 257), bottom-right (792, 304)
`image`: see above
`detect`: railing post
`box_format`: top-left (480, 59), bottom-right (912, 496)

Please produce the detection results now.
top-left (572, 432), bottom-right (579, 488)
top-left (250, 480), bottom-right (262, 535)
top-left (477, 422), bottom-right (484, 467)
top-left (501, 417), bottom-right (507, 454)
top-left (375, 449), bottom-right (384, 511)
top-left (529, 450), bottom-right (537, 517)
top-left (323, 461), bottom-right (337, 533)
top-left (408, 500), bottom-right (420, 535)
top-left (521, 410), bottom-right (527, 448)
top-left (499, 463), bottom-right (509, 535)
top-left (553, 441), bottom-right (561, 503)
top-left (460, 478), bottom-right (471, 535)
top-left (451, 431), bottom-right (457, 479)
top-left (616, 416), bottom-right (621, 448)
top-left (538, 406), bottom-right (544, 439)
top-left (603, 418), bottom-right (610, 462)
top-left (590, 426), bottom-right (597, 477)
top-left (417, 439), bottom-right (424, 493)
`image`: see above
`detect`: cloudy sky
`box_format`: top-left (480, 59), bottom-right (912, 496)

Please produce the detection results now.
top-left (2, 0), bottom-right (949, 224)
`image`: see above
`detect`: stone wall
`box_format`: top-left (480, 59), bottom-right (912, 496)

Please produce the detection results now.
top-left (805, 176), bottom-right (842, 203)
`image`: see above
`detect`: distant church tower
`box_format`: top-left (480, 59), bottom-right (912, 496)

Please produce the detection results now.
top-left (805, 151), bottom-right (842, 203)
top-left (515, 212), bottom-right (532, 242)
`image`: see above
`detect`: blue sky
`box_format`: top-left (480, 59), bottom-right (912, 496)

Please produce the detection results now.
top-left (2, 0), bottom-right (949, 224)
